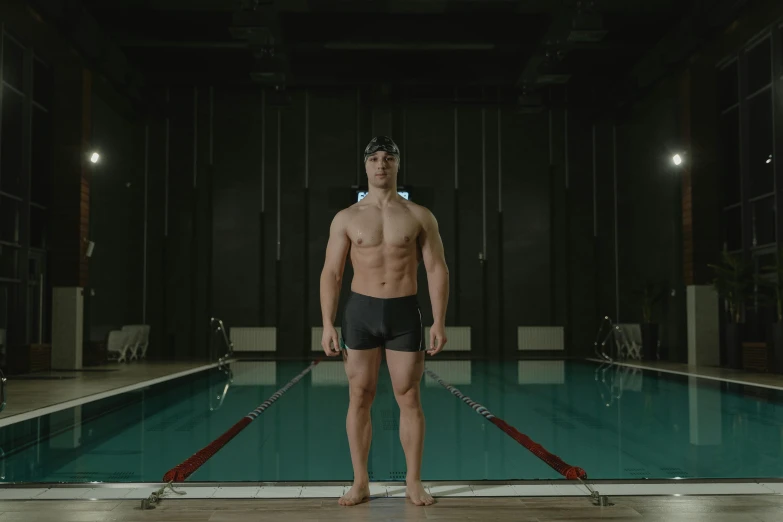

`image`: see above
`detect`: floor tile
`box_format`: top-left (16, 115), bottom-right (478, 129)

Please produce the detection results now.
top-left (630, 483), bottom-right (773, 496)
top-left (34, 488), bottom-right (97, 500)
top-left (174, 486), bottom-right (219, 499)
top-left (0, 488), bottom-right (48, 500)
top-left (368, 483), bottom-right (389, 497)
top-left (470, 485), bottom-right (518, 497)
top-left (385, 485), bottom-right (408, 498)
top-left (254, 486), bottom-right (302, 498)
top-left (211, 487), bottom-right (261, 499)
top-left (80, 488), bottom-right (136, 499)
top-left (511, 484), bottom-right (563, 496)
top-left (759, 482), bottom-right (783, 494)
top-left (428, 485), bottom-right (475, 497)
top-left (299, 486), bottom-right (347, 498)
top-left (123, 486), bottom-right (169, 500)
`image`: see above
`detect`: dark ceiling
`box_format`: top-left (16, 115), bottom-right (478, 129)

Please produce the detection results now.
top-left (26, 0), bottom-right (752, 107)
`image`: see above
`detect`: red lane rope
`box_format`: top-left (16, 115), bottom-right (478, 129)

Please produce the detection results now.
top-left (163, 359), bottom-right (321, 483)
top-left (424, 368), bottom-right (587, 481)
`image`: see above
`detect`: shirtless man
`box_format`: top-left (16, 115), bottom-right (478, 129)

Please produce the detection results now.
top-left (319, 136), bottom-right (449, 507)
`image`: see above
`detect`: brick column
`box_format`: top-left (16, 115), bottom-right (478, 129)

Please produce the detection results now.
top-left (681, 63), bottom-right (722, 366)
top-left (49, 62), bottom-right (92, 369)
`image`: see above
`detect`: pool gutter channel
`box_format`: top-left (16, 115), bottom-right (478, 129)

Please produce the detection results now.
top-left (2, 478), bottom-right (782, 488)
top-left (1, 479), bottom-right (781, 490)
top-left (0, 478), bottom-right (781, 506)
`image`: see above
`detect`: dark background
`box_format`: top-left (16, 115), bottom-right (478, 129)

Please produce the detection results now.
top-left (1, 0), bottom-right (782, 364)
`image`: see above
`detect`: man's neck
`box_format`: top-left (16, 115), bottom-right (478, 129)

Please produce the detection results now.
top-left (366, 187), bottom-right (399, 206)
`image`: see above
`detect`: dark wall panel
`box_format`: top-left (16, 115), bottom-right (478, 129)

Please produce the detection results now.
top-left (193, 87), bottom-right (214, 360)
top-left (586, 74), bottom-right (688, 361)
top-left (279, 92), bottom-right (307, 356)
top-left (165, 87), bottom-right (196, 359)
top-left (145, 104), bottom-right (167, 359)
top-left (594, 120), bottom-right (618, 336)
top-left (501, 110), bottom-right (551, 354)
top-left (455, 107), bottom-right (485, 352)
top-left (262, 94), bottom-right (279, 330)
top-left (566, 112), bottom-right (599, 356)
top-left (87, 83), bottom-right (699, 361)
top-left (404, 105), bottom-right (456, 330)
top-left (87, 87), bottom-right (144, 342)
top-left (211, 88), bottom-right (265, 328)
top-left (482, 108), bottom-right (501, 357)
top-left (614, 76), bottom-right (686, 360)
top-left (307, 88), bottom-right (362, 332)
top-left (549, 107), bottom-right (568, 334)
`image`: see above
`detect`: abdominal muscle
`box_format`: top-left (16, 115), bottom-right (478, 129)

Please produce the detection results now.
top-left (349, 243), bottom-right (418, 298)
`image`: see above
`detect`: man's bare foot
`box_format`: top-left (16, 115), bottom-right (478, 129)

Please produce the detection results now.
top-left (406, 479), bottom-right (434, 506)
top-left (338, 483), bottom-right (370, 506)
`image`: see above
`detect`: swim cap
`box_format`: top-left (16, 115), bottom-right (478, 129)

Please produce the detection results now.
top-left (363, 136), bottom-right (400, 163)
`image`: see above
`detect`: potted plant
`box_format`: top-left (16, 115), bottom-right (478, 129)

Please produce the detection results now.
top-left (708, 251), bottom-right (754, 369)
top-left (758, 249), bottom-right (783, 373)
top-left (633, 280), bottom-right (666, 360)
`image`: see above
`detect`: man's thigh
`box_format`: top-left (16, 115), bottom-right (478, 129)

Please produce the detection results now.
top-left (343, 347), bottom-right (383, 391)
top-left (385, 349), bottom-right (424, 397)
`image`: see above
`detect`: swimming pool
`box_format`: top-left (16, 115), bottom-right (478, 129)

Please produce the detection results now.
top-left (1, 358), bottom-right (782, 484)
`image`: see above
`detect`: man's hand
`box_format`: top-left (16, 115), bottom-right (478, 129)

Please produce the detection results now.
top-left (427, 323), bottom-right (447, 356)
top-left (322, 325), bottom-right (341, 357)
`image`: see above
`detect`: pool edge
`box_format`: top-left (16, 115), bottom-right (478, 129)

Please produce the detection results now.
top-left (0, 359), bottom-right (235, 429)
top-left (585, 358), bottom-right (783, 391)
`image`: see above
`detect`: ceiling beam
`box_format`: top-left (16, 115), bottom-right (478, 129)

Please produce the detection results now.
top-left (28, 0), bottom-right (145, 101)
top-left (514, 7), bottom-right (573, 88)
top-left (230, 1), bottom-right (293, 86)
top-left (610, 0), bottom-right (751, 110)
top-left (119, 40), bottom-right (248, 49)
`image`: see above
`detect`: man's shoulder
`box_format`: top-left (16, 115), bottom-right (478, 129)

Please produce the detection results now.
top-left (404, 200), bottom-right (436, 223)
top-left (335, 204), bottom-right (359, 216)
top-left (331, 205), bottom-right (361, 226)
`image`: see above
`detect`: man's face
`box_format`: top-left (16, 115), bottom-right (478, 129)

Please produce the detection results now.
top-left (365, 151), bottom-right (399, 189)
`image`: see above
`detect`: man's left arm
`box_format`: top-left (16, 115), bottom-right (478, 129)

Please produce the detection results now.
top-left (419, 209), bottom-right (449, 355)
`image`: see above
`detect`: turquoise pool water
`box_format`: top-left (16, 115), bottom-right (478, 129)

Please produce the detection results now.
top-left (1, 359), bottom-right (782, 484)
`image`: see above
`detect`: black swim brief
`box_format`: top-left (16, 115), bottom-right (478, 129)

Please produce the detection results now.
top-left (340, 292), bottom-right (424, 352)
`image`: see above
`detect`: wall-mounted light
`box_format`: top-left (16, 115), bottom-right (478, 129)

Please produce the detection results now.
top-left (90, 152), bottom-right (100, 164)
top-left (672, 153), bottom-right (683, 166)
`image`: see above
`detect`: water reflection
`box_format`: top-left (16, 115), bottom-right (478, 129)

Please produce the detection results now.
top-left (594, 361), bottom-right (643, 407)
top-left (0, 359), bottom-right (780, 483)
top-left (209, 365), bottom-right (234, 411)
top-left (311, 361), bottom-right (348, 387)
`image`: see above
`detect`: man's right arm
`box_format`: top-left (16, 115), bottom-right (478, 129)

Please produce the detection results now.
top-left (320, 210), bottom-right (350, 327)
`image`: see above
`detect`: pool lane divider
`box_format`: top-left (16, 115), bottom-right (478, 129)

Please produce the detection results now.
top-left (424, 368), bottom-right (610, 505)
top-left (424, 367), bottom-right (589, 482)
top-left (161, 359), bottom-right (321, 484)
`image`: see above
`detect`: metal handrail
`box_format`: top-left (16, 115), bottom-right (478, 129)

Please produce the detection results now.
top-left (593, 316), bottom-right (616, 362)
top-left (207, 317), bottom-right (234, 411)
top-left (0, 368), bottom-right (5, 413)
top-left (210, 317), bottom-right (234, 366)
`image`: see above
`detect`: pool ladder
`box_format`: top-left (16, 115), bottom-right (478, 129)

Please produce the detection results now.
top-left (0, 368), bottom-right (5, 413)
top-left (593, 315), bottom-right (631, 362)
top-left (210, 317), bottom-right (234, 367)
